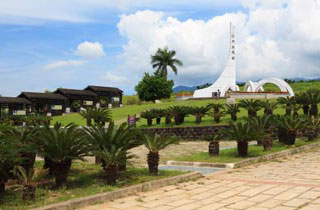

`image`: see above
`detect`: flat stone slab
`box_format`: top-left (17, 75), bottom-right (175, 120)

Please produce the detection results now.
top-left (159, 165), bottom-right (225, 175)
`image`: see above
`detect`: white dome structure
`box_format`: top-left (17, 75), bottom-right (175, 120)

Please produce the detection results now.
top-left (244, 78), bottom-right (295, 96)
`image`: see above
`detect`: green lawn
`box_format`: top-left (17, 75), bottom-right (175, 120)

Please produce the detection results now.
top-left (0, 162), bottom-right (186, 210)
top-left (52, 81), bottom-right (320, 127)
top-left (174, 139), bottom-right (316, 163)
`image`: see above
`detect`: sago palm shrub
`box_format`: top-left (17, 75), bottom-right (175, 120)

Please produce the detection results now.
top-left (140, 134), bottom-right (179, 175)
top-left (277, 96), bottom-right (296, 116)
top-left (239, 99), bottom-right (262, 117)
top-left (306, 117), bottom-right (320, 141)
top-left (261, 100), bottom-right (278, 115)
top-left (205, 134), bottom-right (220, 156)
top-left (207, 103), bottom-right (224, 113)
top-left (191, 106), bottom-right (209, 123)
top-left (153, 109), bottom-right (166, 125)
top-left (92, 107), bottom-right (112, 126)
top-left (296, 92), bottom-right (311, 115)
top-left (84, 122), bottom-right (138, 171)
top-left (275, 115), bottom-right (307, 145)
top-left (307, 89), bottom-right (320, 118)
top-left (141, 110), bottom-right (156, 126)
top-left (37, 123), bottom-right (90, 187)
top-left (168, 106), bottom-right (190, 125)
top-left (221, 122), bottom-right (256, 157)
top-left (248, 115), bottom-right (273, 150)
top-left (80, 107), bottom-right (94, 126)
top-left (225, 104), bottom-right (240, 121)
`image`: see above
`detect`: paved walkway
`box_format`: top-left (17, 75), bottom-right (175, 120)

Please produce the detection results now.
top-left (79, 150), bottom-right (320, 210)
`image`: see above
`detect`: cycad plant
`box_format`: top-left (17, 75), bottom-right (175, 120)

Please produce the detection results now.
top-left (94, 146), bottom-right (126, 185)
top-left (80, 107), bottom-right (94, 126)
top-left (221, 122), bottom-right (256, 157)
top-left (84, 122), bottom-right (138, 171)
top-left (141, 110), bottom-right (156, 126)
top-left (239, 99), bottom-right (262, 117)
top-left (275, 115), bottom-right (307, 145)
top-left (225, 104), bottom-right (240, 121)
top-left (191, 106), bottom-right (209, 123)
top-left (140, 134), bottom-right (179, 175)
top-left (249, 115), bottom-right (273, 150)
top-left (296, 92), bottom-right (311, 115)
top-left (207, 103), bottom-right (224, 113)
top-left (168, 106), bottom-right (190, 125)
top-left (261, 100), bottom-right (278, 115)
top-left (37, 123), bottom-right (90, 187)
top-left (210, 111), bottom-right (225, 123)
top-left (307, 89), bottom-right (320, 118)
top-left (92, 107), bottom-right (112, 126)
top-left (277, 96), bottom-right (296, 116)
top-left (205, 134), bottom-right (220, 156)
top-left (152, 109), bottom-right (166, 125)
top-left (306, 117), bottom-right (320, 141)
top-left (164, 108), bottom-right (173, 125)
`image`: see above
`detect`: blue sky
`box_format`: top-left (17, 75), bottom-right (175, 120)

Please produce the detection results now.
top-left (1, 0), bottom-right (319, 96)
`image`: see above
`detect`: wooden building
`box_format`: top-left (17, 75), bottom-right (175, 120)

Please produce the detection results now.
top-left (0, 97), bottom-right (31, 117)
top-left (18, 92), bottom-right (67, 116)
top-left (84, 86), bottom-right (123, 107)
top-left (54, 88), bottom-right (97, 112)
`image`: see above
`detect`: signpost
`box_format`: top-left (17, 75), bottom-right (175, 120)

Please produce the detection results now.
top-left (127, 114), bottom-right (137, 127)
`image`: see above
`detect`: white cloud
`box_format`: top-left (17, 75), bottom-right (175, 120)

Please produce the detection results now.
top-left (102, 72), bottom-right (129, 84)
top-left (43, 60), bottom-right (86, 70)
top-left (116, 0), bottom-right (320, 87)
top-left (75, 41), bottom-right (106, 60)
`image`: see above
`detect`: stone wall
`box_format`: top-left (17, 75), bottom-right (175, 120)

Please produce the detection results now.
top-left (140, 125), bottom-right (316, 140)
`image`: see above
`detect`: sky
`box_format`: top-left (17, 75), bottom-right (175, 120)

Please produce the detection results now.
top-left (1, 0), bottom-right (320, 96)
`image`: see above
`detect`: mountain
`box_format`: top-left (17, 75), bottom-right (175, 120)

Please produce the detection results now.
top-left (173, 85), bottom-right (197, 93)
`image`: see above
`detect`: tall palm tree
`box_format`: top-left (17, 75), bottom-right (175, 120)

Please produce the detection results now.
top-left (140, 134), bottom-right (179, 175)
top-left (225, 104), bottom-right (240, 121)
top-left (151, 47), bottom-right (183, 80)
top-left (239, 99), bottom-right (262, 118)
top-left (37, 123), bottom-right (90, 187)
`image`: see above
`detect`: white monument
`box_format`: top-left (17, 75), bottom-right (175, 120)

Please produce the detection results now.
top-left (193, 23), bottom-right (239, 98)
top-left (193, 23), bottom-right (294, 98)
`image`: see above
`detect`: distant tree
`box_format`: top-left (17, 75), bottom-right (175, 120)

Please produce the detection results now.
top-left (196, 83), bottom-right (211, 90)
top-left (135, 73), bottom-right (174, 102)
top-left (151, 47), bottom-right (183, 80)
top-left (44, 89), bottom-right (52, 93)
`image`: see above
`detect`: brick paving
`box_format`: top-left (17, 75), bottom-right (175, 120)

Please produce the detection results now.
top-left (79, 150), bottom-right (320, 210)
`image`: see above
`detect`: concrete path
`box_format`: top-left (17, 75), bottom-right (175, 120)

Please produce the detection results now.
top-left (79, 149), bottom-right (320, 210)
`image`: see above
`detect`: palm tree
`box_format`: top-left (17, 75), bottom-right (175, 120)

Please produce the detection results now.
top-left (151, 47), bottom-right (183, 80)
top-left (221, 122), bottom-right (256, 157)
top-left (307, 90), bottom-right (320, 117)
top-left (191, 106), bottom-right (209, 123)
top-left (225, 104), bottom-right (240, 121)
top-left (261, 100), bottom-right (278, 115)
top-left (92, 107), bottom-right (112, 126)
top-left (80, 107), bottom-right (94, 126)
top-left (84, 122), bottom-right (138, 171)
top-left (248, 115), bottom-right (273, 150)
top-left (140, 134), bottom-right (179, 175)
top-left (168, 106), bottom-right (190, 125)
top-left (306, 117), bottom-right (320, 141)
top-left (275, 115), bottom-right (307, 145)
top-left (94, 145), bottom-right (126, 185)
top-left (239, 99), bottom-right (262, 117)
top-left (37, 123), bottom-right (90, 187)
top-left (296, 92), bottom-right (311, 115)
top-left (153, 109), bottom-right (165, 125)
top-left (277, 96), bottom-right (296, 116)
top-left (207, 103), bottom-right (224, 113)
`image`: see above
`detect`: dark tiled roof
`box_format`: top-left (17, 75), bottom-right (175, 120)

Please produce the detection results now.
top-left (0, 97), bottom-right (31, 105)
top-left (55, 88), bottom-right (97, 97)
top-left (85, 85), bottom-right (123, 93)
top-left (18, 92), bottom-right (67, 100)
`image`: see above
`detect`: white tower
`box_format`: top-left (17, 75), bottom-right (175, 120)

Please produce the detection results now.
top-left (193, 23), bottom-right (239, 98)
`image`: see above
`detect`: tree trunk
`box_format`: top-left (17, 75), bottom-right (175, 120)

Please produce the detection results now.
top-left (303, 105), bottom-right (309, 115)
top-left (310, 105), bottom-right (318, 117)
top-left (147, 152), bottom-right (159, 176)
top-left (285, 131), bottom-right (296, 145)
top-left (165, 116), bottom-right (171, 125)
top-left (231, 113), bottom-right (237, 121)
top-left (95, 156), bottom-right (102, 165)
top-left (214, 116), bottom-right (220, 123)
top-left (147, 118), bottom-right (152, 126)
top-left (44, 157), bottom-right (54, 175)
top-left (20, 152), bottom-right (36, 175)
top-left (119, 157), bottom-right (127, 172)
top-left (0, 181), bottom-right (5, 195)
top-left (278, 128), bottom-right (287, 143)
top-left (237, 141), bottom-right (248, 157)
top-left (195, 115), bottom-right (202, 124)
top-left (52, 159), bottom-right (72, 187)
top-left (105, 164), bottom-right (118, 185)
top-left (174, 117), bottom-right (181, 125)
top-left (307, 131), bottom-right (316, 142)
top-left (156, 118), bottom-right (161, 125)
top-left (22, 184), bottom-right (36, 201)
top-left (86, 118), bottom-right (92, 126)
top-left (263, 136), bottom-right (273, 151)
top-left (248, 110), bottom-right (257, 118)
top-left (208, 140), bottom-right (219, 156)
top-left (285, 107), bottom-right (292, 116)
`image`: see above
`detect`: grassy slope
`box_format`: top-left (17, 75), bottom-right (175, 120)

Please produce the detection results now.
top-left (52, 81), bottom-right (320, 126)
